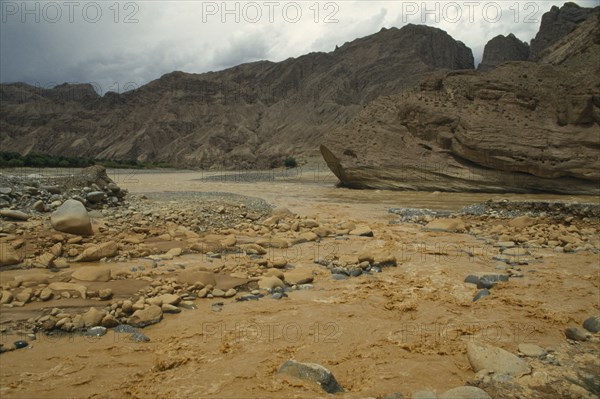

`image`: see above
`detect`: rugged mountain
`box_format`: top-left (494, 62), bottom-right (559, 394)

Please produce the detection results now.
top-left (0, 24), bottom-right (473, 168)
top-left (320, 10), bottom-right (600, 194)
top-left (529, 2), bottom-right (599, 60)
top-left (478, 34), bottom-right (529, 72)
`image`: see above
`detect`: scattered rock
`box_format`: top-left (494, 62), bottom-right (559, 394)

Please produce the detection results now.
top-left (101, 314), bottom-right (119, 328)
top-left (412, 391), bottom-right (438, 399)
top-left (39, 287), bottom-right (53, 301)
top-left (14, 340), bottom-right (29, 349)
top-left (278, 360), bottom-right (344, 394)
top-left (161, 304), bottom-right (181, 314)
top-left (160, 293), bottom-right (181, 306)
top-left (466, 341), bottom-right (531, 376)
top-left (564, 326), bottom-right (588, 341)
top-left (284, 269), bottom-right (314, 285)
top-left (258, 276), bottom-right (285, 290)
top-left (582, 316), bottom-right (600, 333)
top-left (439, 386), bottom-right (491, 399)
top-left (98, 288), bottom-right (113, 300)
top-left (15, 288), bottom-right (33, 303)
top-left (0, 242), bottom-right (21, 266)
top-left (518, 343), bottom-right (545, 357)
top-left (82, 308), bottom-right (106, 328)
top-left (508, 216), bottom-right (537, 228)
top-left (33, 200), bottom-right (46, 212)
top-left (71, 267), bottom-right (112, 282)
top-left (86, 191), bottom-right (106, 203)
top-left (349, 225), bottom-right (373, 237)
top-left (48, 282), bottom-right (87, 299)
top-left (0, 209), bottom-right (30, 221)
top-left (424, 218), bottom-right (466, 233)
top-left (0, 290), bottom-right (14, 304)
top-left (74, 241), bottom-right (118, 262)
top-left (128, 305), bottom-right (163, 328)
top-left (272, 258), bottom-right (288, 268)
top-left (473, 289), bottom-right (490, 302)
top-left (85, 326), bottom-right (107, 337)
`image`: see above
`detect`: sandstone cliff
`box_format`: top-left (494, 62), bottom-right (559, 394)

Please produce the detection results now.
top-left (529, 2), bottom-right (599, 60)
top-left (320, 11), bottom-right (600, 194)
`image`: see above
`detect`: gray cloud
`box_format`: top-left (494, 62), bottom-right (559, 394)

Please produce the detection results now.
top-left (1, 1), bottom-right (597, 94)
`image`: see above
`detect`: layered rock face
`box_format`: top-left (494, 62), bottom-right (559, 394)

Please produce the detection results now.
top-left (478, 34), bottom-right (529, 72)
top-left (320, 11), bottom-right (600, 194)
top-left (529, 2), bottom-right (599, 60)
top-left (0, 25), bottom-right (473, 169)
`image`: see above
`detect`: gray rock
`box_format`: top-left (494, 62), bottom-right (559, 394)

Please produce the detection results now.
top-left (518, 343), bottom-right (546, 357)
top-left (0, 209), bottom-right (30, 221)
top-left (278, 360), bottom-right (344, 394)
top-left (473, 289), bottom-right (490, 302)
top-left (467, 342), bottom-right (531, 376)
top-left (331, 274), bottom-right (348, 280)
top-left (0, 187), bottom-right (12, 195)
top-left (33, 200), bottom-right (45, 212)
top-left (41, 185), bottom-right (61, 194)
top-left (130, 332), bottom-right (150, 342)
top-left (464, 275), bottom-right (480, 285)
top-left (51, 199), bottom-right (93, 235)
top-left (114, 324), bottom-right (139, 333)
top-left (564, 326), bottom-right (588, 341)
top-left (383, 393), bottom-right (405, 399)
top-left (86, 191), bottom-right (106, 203)
top-left (85, 326), bottom-right (107, 337)
top-left (439, 386), bottom-right (491, 399)
top-left (582, 316), bottom-right (600, 333)
top-left (412, 391), bottom-right (437, 399)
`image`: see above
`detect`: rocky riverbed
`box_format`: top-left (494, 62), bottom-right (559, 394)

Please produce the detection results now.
top-left (0, 168), bottom-right (598, 399)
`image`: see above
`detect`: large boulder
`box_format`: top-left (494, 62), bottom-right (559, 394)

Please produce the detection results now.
top-left (51, 200), bottom-right (93, 236)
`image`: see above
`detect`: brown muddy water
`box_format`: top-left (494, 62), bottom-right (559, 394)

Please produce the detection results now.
top-left (1, 168), bottom-right (598, 399)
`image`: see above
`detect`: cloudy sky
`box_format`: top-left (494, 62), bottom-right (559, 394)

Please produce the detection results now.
top-left (1, 0), bottom-right (597, 94)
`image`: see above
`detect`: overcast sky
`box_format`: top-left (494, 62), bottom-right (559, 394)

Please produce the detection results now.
top-left (1, 0), bottom-right (597, 94)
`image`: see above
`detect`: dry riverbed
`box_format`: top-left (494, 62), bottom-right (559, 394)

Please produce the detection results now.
top-left (0, 167), bottom-right (599, 399)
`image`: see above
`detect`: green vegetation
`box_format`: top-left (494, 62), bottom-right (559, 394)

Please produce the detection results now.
top-left (284, 157), bottom-right (297, 168)
top-left (0, 152), bottom-right (173, 169)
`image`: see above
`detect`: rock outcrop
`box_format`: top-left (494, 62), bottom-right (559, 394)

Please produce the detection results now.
top-left (0, 25), bottom-right (473, 168)
top-left (529, 2), bottom-right (599, 60)
top-left (320, 10), bottom-right (600, 194)
top-left (478, 34), bottom-right (529, 72)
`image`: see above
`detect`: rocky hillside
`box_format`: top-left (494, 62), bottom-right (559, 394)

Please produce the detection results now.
top-left (529, 2), bottom-right (599, 60)
top-left (0, 25), bottom-right (473, 169)
top-left (320, 8), bottom-right (600, 194)
top-left (478, 34), bottom-right (529, 72)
